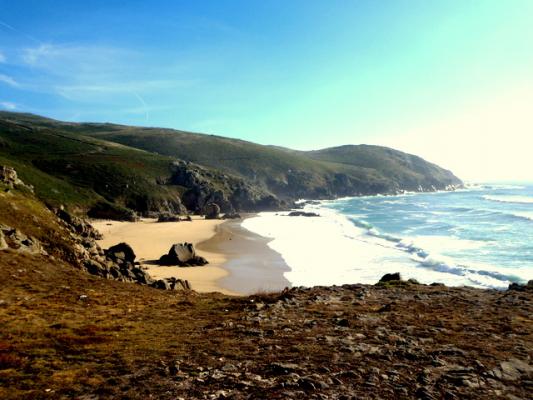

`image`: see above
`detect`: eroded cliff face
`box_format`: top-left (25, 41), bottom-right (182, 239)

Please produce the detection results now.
top-left (166, 160), bottom-right (462, 215)
top-left (169, 161), bottom-right (283, 213)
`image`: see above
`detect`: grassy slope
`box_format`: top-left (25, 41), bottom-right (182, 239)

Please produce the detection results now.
top-left (0, 114), bottom-right (188, 214)
top-left (79, 127), bottom-right (461, 196)
top-left (75, 127), bottom-right (461, 193)
top-left (305, 144), bottom-right (460, 190)
top-left (55, 125), bottom-right (338, 198)
top-left (0, 112), bottom-right (462, 201)
top-left (0, 182), bottom-right (78, 262)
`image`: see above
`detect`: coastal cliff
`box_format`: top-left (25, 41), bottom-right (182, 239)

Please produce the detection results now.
top-left (0, 111), bottom-right (461, 219)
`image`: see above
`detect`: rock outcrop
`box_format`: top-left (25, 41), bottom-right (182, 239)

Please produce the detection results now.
top-left (54, 208), bottom-right (190, 290)
top-left (159, 243), bottom-right (208, 266)
top-left (89, 241), bottom-right (191, 290)
top-left (152, 277), bottom-right (191, 290)
top-left (169, 161), bottom-right (282, 214)
top-left (87, 202), bottom-right (139, 222)
top-left (204, 203), bottom-right (220, 219)
top-left (1, 166), bottom-right (24, 188)
top-left (287, 211), bottom-right (320, 217)
top-left (1, 165), bottom-right (34, 193)
top-left (104, 242), bottom-right (136, 265)
top-left (157, 213), bottom-right (182, 222)
top-left (222, 213), bottom-right (241, 220)
top-left (378, 272), bottom-right (402, 283)
top-left (56, 207), bottom-right (103, 239)
top-left (0, 225), bottom-right (46, 255)
top-left (508, 280), bottom-right (533, 291)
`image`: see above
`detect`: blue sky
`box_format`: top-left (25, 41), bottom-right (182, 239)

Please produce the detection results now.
top-left (1, 0), bottom-right (532, 181)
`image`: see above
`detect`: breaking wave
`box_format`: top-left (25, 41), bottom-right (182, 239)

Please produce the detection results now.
top-left (483, 195), bottom-right (533, 204)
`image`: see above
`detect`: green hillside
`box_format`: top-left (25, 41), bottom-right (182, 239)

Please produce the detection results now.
top-left (305, 145), bottom-right (460, 192)
top-left (0, 115), bottom-right (188, 218)
top-left (0, 111), bottom-right (462, 218)
top-left (68, 120), bottom-right (461, 197)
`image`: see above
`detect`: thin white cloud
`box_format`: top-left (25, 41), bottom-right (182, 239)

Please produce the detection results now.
top-left (0, 101), bottom-right (17, 110)
top-left (0, 51), bottom-right (5, 63)
top-left (0, 21), bottom-right (16, 30)
top-left (13, 42), bottom-right (200, 121)
top-left (22, 44), bottom-right (53, 65)
top-left (131, 92), bottom-right (149, 121)
top-left (21, 43), bottom-right (138, 71)
top-left (56, 79), bottom-right (195, 98)
top-left (0, 74), bottom-right (19, 87)
top-left (0, 19), bottom-right (41, 44)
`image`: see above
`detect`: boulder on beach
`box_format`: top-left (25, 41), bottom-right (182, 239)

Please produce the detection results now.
top-left (287, 211), bottom-right (320, 217)
top-left (159, 242), bottom-right (208, 267)
top-left (105, 242), bottom-right (136, 264)
top-left (222, 213), bottom-right (241, 220)
top-left (157, 213), bottom-right (181, 222)
top-left (204, 202), bottom-right (221, 220)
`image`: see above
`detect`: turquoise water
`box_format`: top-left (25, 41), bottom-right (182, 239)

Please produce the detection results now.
top-left (243, 184), bottom-right (532, 289)
top-left (322, 184), bottom-right (533, 288)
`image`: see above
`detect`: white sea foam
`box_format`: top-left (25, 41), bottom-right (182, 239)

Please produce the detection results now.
top-left (243, 209), bottom-right (410, 287)
top-left (483, 195), bottom-right (533, 204)
top-left (241, 203), bottom-right (528, 290)
top-left (464, 183), bottom-right (526, 191)
top-left (471, 209), bottom-right (533, 222)
top-left (400, 235), bottom-right (490, 253)
top-left (508, 211), bottom-right (533, 221)
top-left (483, 184), bottom-right (526, 190)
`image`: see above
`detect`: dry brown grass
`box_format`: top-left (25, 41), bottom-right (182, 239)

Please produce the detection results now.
top-left (1, 251), bottom-right (532, 399)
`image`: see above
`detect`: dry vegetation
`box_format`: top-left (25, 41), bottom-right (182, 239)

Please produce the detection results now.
top-left (1, 250), bottom-right (531, 399)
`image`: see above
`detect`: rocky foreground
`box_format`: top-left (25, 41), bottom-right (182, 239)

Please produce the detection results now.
top-left (0, 252), bottom-right (531, 399)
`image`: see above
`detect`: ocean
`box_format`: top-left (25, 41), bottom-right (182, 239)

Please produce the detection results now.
top-left (242, 184), bottom-right (533, 290)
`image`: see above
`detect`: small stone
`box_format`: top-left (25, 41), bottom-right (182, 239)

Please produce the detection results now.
top-left (335, 318), bottom-right (350, 327)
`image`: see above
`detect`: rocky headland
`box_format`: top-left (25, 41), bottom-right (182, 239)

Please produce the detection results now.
top-left (0, 111), bottom-right (462, 220)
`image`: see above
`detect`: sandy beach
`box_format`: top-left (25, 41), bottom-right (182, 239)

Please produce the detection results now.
top-left (199, 219), bottom-right (291, 294)
top-left (92, 216), bottom-right (289, 295)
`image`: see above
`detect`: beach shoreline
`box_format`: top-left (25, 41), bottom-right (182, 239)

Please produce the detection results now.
top-left (91, 215), bottom-right (290, 296)
top-left (199, 217), bottom-right (291, 295)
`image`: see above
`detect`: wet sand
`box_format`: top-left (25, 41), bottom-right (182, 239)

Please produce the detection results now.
top-left (199, 219), bottom-right (291, 295)
top-left (92, 216), bottom-right (289, 296)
